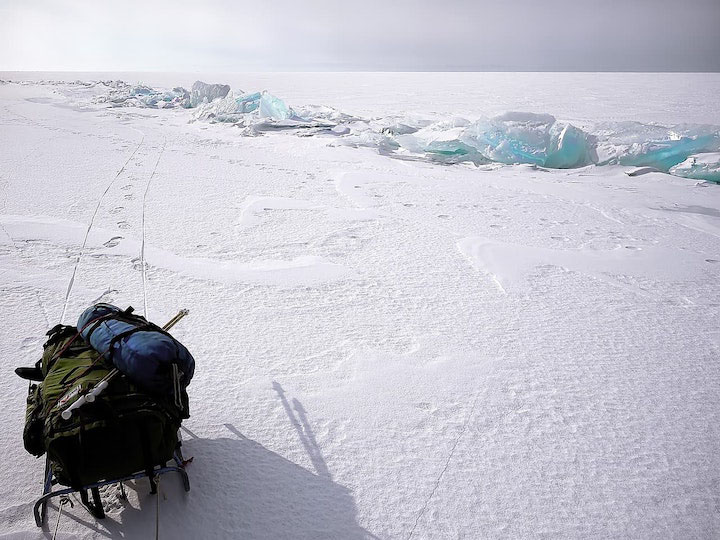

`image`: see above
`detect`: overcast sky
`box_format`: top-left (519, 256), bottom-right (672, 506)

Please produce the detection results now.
top-left (1, 0), bottom-right (719, 72)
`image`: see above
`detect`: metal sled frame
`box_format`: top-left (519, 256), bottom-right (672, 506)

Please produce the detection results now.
top-left (33, 450), bottom-right (190, 527)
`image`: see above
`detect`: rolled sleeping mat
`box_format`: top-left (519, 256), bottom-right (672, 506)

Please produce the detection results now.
top-left (78, 303), bottom-right (195, 395)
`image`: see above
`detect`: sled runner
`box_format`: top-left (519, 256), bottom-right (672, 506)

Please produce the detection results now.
top-left (33, 447), bottom-right (191, 527)
top-left (16, 305), bottom-right (195, 528)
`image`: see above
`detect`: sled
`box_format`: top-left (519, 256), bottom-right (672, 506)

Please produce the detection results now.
top-left (33, 448), bottom-right (190, 527)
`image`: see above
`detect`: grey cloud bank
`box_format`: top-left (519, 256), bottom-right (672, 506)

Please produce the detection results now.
top-left (1, 0), bottom-right (719, 72)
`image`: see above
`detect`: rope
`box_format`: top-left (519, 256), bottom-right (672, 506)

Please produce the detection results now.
top-left (154, 475), bottom-right (161, 540)
top-left (44, 314), bottom-right (117, 414)
top-left (141, 139), bottom-right (166, 320)
top-left (406, 299), bottom-right (517, 540)
top-left (50, 309), bottom-right (187, 418)
top-left (60, 130), bottom-right (145, 324)
top-left (406, 391), bottom-right (482, 540)
top-left (51, 496), bottom-right (72, 540)
top-left (48, 313), bottom-right (113, 366)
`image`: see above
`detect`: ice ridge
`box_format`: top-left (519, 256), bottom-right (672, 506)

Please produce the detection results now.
top-left (90, 80), bottom-right (720, 182)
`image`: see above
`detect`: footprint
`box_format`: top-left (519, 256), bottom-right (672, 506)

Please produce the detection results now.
top-left (20, 336), bottom-right (37, 351)
top-left (706, 259), bottom-right (719, 264)
top-left (99, 483), bottom-right (127, 513)
top-left (109, 206), bottom-right (124, 215)
top-left (117, 221), bottom-right (130, 230)
top-left (103, 236), bottom-right (123, 248)
top-left (437, 214), bottom-right (451, 219)
top-left (123, 194), bottom-right (134, 201)
top-left (90, 288), bottom-right (119, 304)
top-left (121, 184), bottom-right (132, 191)
top-left (402, 203), bottom-right (414, 207)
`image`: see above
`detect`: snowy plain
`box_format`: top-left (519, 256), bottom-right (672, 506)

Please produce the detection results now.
top-left (0, 72), bottom-right (719, 539)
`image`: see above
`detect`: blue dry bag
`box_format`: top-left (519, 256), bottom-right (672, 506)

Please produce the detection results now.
top-left (78, 303), bottom-right (195, 395)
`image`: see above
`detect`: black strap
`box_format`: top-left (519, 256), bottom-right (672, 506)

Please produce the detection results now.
top-left (82, 318), bottom-right (108, 343)
top-left (82, 307), bottom-right (140, 342)
top-left (45, 324), bottom-right (64, 337)
top-left (43, 325), bottom-right (75, 349)
top-left (138, 424), bottom-right (158, 494)
top-left (106, 324), bottom-right (154, 361)
top-left (71, 415), bottom-right (86, 490)
top-left (58, 362), bottom-right (107, 386)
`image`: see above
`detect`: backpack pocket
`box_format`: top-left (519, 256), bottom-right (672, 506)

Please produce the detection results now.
top-left (23, 384), bottom-right (45, 457)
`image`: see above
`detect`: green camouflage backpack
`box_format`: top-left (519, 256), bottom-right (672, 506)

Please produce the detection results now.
top-left (23, 324), bottom-right (184, 488)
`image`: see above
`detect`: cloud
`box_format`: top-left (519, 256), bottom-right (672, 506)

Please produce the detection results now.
top-left (1, 0), bottom-right (718, 71)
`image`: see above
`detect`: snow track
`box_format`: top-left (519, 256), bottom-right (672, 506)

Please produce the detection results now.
top-left (59, 128), bottom-right (145, 323)
top-left (140, 137), bottom-right (167, 319)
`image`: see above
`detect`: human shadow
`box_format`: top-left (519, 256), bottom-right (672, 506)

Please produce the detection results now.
top-left (272, 381), bottom-right (330, 479)
top-left (35, 390), bottom-right (375, 539)
top-left (168, 426), bottom-right (373, 539)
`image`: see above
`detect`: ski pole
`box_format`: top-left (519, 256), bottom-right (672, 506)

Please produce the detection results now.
top-left (61, 309), bottom-right (189, 420)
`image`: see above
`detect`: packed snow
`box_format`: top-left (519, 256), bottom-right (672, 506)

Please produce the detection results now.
top-left (0, 72), bottom-right (719, 539)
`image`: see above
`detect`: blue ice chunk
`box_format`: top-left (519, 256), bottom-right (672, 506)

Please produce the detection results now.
top-left (107, 83), bottom-right (190, 108)
top-left (457, 112), bottom-right (595, 168)
top-left (189, 81), bottom-right (231, 108)
top-left (259, 91), bottom-right (291, 120)
top-left (130, 85), bottom-right (154, 96)
top-left (142, 96), bottom-right (159, 107)
top-left (617, 133), bottom-right (720, 170)
top-left (404, 117), bottom-right (719, 171)
top-left (235, 92), bottom-right (261, 113)
top-left (425, 143), bottom-right (487, 165)
top-left (594, 122), bottom-right (720, 171)
top-left (461, 114), bottom-right (553, 166)
top-left (167, 87), bottom-right (190, 106)
top-left (669, 152), bottom-right (720, 183)
top-left (544, 124), bottom-right (596, 168)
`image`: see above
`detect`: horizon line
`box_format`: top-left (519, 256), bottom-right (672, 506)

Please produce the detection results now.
top-left (2, 69), bottom-right (720, 75)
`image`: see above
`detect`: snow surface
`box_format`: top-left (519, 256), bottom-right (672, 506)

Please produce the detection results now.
top-left (0, 73), bottom-right (719, 539)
